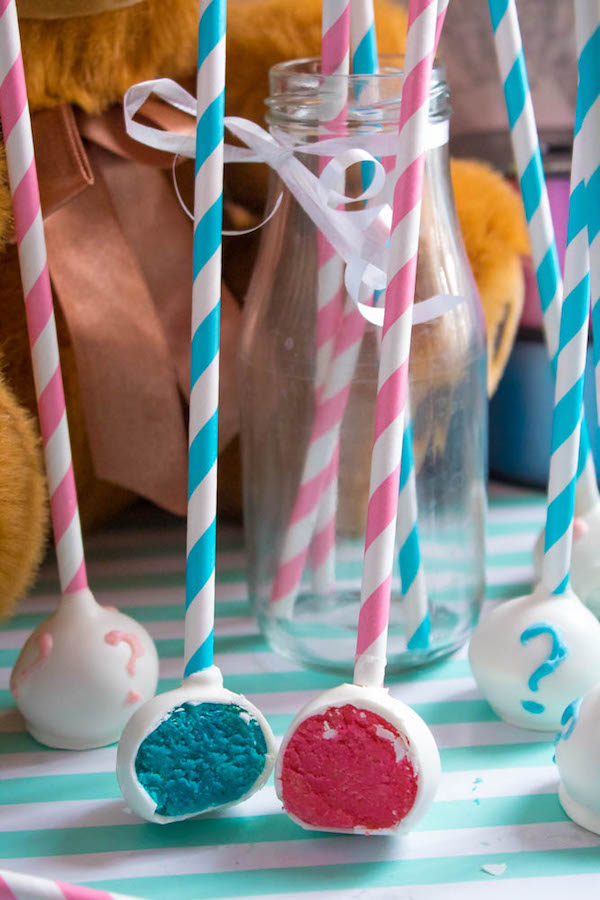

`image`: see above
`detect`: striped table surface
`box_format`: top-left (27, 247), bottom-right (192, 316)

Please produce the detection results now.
top-left (1, 484), bottom-right (600, 900)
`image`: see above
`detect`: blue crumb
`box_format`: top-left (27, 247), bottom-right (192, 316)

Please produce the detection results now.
top-left (135, 702), bottom-right (268, 817)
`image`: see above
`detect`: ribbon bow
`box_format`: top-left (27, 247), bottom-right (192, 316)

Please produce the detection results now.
top-left (124, 78), bottom-right (457, 327)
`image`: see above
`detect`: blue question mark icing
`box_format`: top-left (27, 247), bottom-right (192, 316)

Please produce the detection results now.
top-left (555, 697), bottom-right (583, 746)
top-left (519, 624), bottom-right (569, 714)
top-left (552, 697), bottom-right (582, 762)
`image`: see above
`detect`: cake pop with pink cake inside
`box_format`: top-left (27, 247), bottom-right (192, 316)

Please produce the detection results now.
top-left (276, 684), bottom-right (439, 834)
top-left (276, 0), bottom-right (442, 835)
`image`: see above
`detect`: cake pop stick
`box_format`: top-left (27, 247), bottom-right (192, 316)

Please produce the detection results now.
top-left (116, 0), bottom-right (275, 824)
top-left (350, 0), bottom-right (431, 651)
top-left (488, 0), bottom-right (600, 607)
top-left (554, 1), bottom-right (600, 831)
top-left (0, 869), bottom-right (145, 900)
top-left (275, 0), bottom-right (442, 835)
top-left (585, 4), bottom-right (600, 429)
top-left (1, 0), bottom-right (158, 750)
top-left (562, 0), bottom-right (600, 615)
top-left (470, 19), bottom-right (600, 731)
top-left (272, 0), bottom-right (443, 652)
top-left (352, 0), bottom-right (431, 650)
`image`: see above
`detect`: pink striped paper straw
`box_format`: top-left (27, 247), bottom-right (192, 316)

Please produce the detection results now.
top-left (310, 0), bottom-right (449, 648)
top-left (273, 1), bottom-right (449, 618)
top-left (271, 300), bottom-right (367, 614)
top-left (0, 869), bottom-right (143, 900)
top-left (0, 0), bottom-right (87, 596)
top-left (310, 0), bottom-right (351, 595)
top-left (354, 0), bottom-right (438, 687)
top-left (315, 1), bottom-right (350, 395)
top-left (270, 1), bottom-right (350, 607)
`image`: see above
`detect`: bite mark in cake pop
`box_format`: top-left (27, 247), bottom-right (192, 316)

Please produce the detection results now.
top-left (133, 702), bottom-right (269, 818)
top-left (279, 704), bottom-right (419, 832)
top-left (519, 624), bottom-right (568, 715)
top-left (105, 630), bottom-right (145, 675)
top-left (10, 632), bottom-right (53, 699)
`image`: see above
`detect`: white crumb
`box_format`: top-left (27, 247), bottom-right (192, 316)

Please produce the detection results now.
top-left (323, 721), bottom-right (338, 740)
top-left (375, 724), bottom-right (407, 762)
top-left (481, 864), bottom-right (507, 877)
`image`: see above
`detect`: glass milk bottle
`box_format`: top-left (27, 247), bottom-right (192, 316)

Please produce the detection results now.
top-left (240, 58), bottom-right (487, 674)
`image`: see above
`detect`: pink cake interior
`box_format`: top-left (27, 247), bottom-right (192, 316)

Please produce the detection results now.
top-left (280, 703), bottom-right (418, 832)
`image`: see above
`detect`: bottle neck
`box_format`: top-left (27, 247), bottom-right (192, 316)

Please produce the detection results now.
top-left (266, 56), bottom-right (450, 145)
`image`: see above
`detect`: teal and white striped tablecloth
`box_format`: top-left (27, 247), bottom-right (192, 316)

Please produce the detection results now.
top-left (2, 484), bottom-right (600, 899)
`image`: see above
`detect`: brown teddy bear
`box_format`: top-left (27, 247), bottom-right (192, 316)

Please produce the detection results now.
top-left (0, 0), bottom-right (528, 620)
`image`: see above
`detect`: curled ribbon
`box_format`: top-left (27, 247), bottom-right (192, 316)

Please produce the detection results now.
top-left (123, 78), bottom-right (460, 326)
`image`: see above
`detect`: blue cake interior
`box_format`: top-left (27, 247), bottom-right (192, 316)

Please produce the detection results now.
top-left (135, 702), bottom-right (268, 817)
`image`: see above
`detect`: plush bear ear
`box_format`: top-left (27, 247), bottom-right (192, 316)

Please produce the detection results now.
top-left (0, 137), bottom-right (12, 254)
top-left (18, 0), bottom-right (144, 17)
top-left (19, 0), bottom-right (198, 114)
top-left (0, 365), bottom-right (47, 621)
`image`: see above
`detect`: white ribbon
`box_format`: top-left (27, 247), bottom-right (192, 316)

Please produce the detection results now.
top-left (123, 78), bottom-right (460, 326)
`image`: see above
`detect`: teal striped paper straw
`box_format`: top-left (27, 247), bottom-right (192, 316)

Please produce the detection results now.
top-left (541, 49), bottom-right (591, 594)
top-left (184, 0), bottom-right (227, 677)
top-left (575, 1), bottom-right (600, 432)
top-left (351, 0), bottom-right (379, 187)
top-left (351, 0), bottom-right (378, 75)
top-left (488, 0), bottom-right (599, 517)
top-left (399, 0), bottom-right (450, 649)
top-left (398, 419), bottom-right (430, 649)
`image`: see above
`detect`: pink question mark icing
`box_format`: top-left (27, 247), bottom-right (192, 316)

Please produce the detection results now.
top-left (104, 631), bottom-right (145, 675)
top-left (11, 632), bottom-right (53, 699)
top-left (126, 690), bottom-right (142, 705)
top-left (573, 517), bottom-right (589, 542)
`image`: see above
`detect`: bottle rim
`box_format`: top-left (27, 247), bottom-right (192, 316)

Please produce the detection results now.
top-left (266, 55), bottom-right (450, 129)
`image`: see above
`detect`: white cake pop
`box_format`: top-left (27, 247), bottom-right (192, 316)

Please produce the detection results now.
top-left (555, 684), bottom-right (600, 834)
top-left (533, 504), bottom-right (600, 617)
top-left (10, 589), bottom-right (158, 750)
top-left (475, 40), bottom-right (600, 733)
top-left (469, 583), bottom-right (600, 731)
top-left (0, 20), bottom-right (159, 752)
top-left (275, 684), bottom-right (440, 835)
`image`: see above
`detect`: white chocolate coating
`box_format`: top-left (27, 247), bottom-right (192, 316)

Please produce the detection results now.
top-left (10, 589), bottom-right (158, 749)
top-left (116, 666), bottom-right (277, 824)
top-left (469, 583), bottom-right (600, 731)
top-left (555, 684), bottom-right (600, 834)
top-left (275, 683), bottom-right (441, 835)
top-left (533, 503), bottom-right (600, 617)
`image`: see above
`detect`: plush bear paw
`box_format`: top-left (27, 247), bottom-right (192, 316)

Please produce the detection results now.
top-left (0, 371), bottom-right (47, 620)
